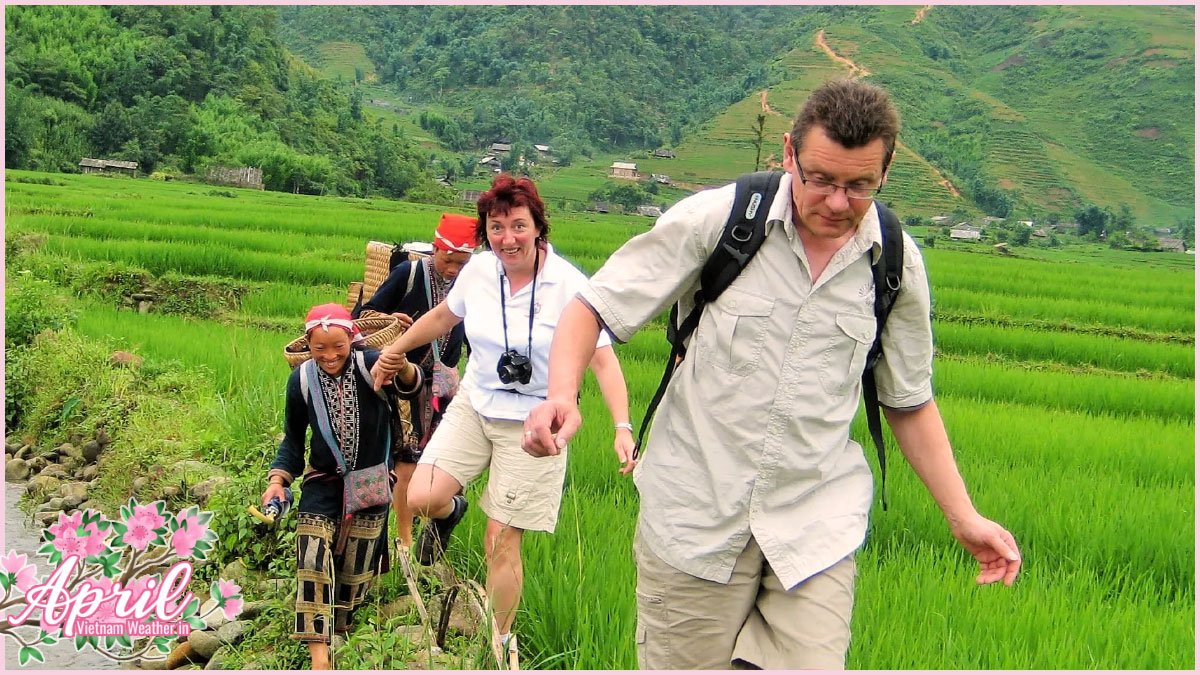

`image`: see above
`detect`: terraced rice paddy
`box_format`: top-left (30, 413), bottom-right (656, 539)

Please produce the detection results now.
top-left (4, 170), bottom-right (1194, 669)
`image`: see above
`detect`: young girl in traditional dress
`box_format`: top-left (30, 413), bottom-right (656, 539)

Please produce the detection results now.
top-left (263, 303), bottom-right (418, 669)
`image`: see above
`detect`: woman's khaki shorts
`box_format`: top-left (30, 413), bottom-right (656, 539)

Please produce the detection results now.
top-left (418, 391), bottom-right (568, 533)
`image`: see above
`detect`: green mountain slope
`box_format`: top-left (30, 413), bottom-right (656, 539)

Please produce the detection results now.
top-left (278, 5), bottom-right (1193, 223)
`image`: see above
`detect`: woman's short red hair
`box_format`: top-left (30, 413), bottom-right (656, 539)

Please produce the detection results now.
top-left (475, 174), bottom-right (550, 248)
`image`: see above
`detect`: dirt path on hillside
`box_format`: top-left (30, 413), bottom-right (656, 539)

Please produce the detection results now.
top-left (912, 5), bottom-right (933, 24)
top-left (760, 89), bottom-right (782, 116)
top-left (815, 29), bottom-right (871, 77)
top-left (896, 140), bottom-right (962, 197)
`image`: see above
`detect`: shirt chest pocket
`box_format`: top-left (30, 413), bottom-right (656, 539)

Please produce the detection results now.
top-left (819, 312), bottom-right (876, 395)
top-left (696, 288), bottom-right (775, 376)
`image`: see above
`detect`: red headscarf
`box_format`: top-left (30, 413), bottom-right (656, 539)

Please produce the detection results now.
top-left (434, 213), bottom-right (478, 253)
top-left (304, 303), bottom-right (365, 344)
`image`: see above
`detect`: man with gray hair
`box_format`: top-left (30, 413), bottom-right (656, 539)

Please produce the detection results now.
top-left (523, 78), bottom-right (1021, 669)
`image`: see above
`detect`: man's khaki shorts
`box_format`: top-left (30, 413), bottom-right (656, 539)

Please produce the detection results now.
top-left (633, 527), bottom-right (856, 669)
top-left (418, 391), bottom-right (567, 533)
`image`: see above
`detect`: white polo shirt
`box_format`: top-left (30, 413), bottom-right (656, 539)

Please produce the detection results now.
top-left (446, 242), bottom-right (611, 421)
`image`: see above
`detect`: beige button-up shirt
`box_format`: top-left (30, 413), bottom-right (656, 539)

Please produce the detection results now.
top-left (580, 173), bottom-right (934, 590)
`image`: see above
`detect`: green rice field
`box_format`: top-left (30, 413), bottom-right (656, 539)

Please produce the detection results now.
top-left (4, 170), bottom-right (1194, 669)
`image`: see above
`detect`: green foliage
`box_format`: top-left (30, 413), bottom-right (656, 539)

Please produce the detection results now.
top-left (4, 6), bottom-right (438, 199)
top-left (3, 269), bottom-right (76, 351)
top-left (588, 181), bottom-right (657, 212)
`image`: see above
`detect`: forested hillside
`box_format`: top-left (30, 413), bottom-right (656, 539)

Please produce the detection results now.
top-left (4, 5), bottom-right (1193, 225)
top-left (277, 5), bottom-right (1193, 224)
top-left (5, 5), bottom-right (437, 199)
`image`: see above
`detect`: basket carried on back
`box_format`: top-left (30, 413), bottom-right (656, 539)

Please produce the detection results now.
top-left (283, 315), bottom-right (403, 368)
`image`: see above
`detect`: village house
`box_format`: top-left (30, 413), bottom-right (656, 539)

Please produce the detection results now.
top-left (490, 143), bottom-right (512, 155)
top-left (533, 144), bottom-right (551, 155)
top-left (636, 205), bottom-right (663, 218)
top-left (460, 189), bottom-right (482, 204)
top-left (79, 158), bottom-right (138, 177)
top-left (1157, 237), bottom-right (1186, 253)
top-left (206, 166), bottom-right (264, 190)
top-left (651, 173), bottom-right (671, 185)
top-left (953, 223), bottom-right (982, 233)
top-left (1054, 222), bottom-right (1080, 233)
top-left (930, 215), bottom-right (951, 225)
top-left (609, 162), bottom-right (638, 179)
top-left (653, 149), bottom-right (676, 159)
top-left (950, 228), bottom-right (983, 241)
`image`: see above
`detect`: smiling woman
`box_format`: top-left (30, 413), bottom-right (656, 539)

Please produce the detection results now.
top-left (369, 173), bottom-right (637, 660)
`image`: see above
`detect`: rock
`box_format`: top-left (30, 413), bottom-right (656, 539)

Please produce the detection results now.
top-left (198, 598), bottom-right (229, 631)
top-left (38, 450), bottom-right (60, 463)
top-left (82, 440), bottom-right (103, 463)
top-left (137, 300), bottom-right (152, 314)
top-left (27, 456), bottom-right (48, 472)
top-left (82, 464), bottom-right (99, 481)
top-left (187, 630), bottom-right (222, 660)
top-left (111, 350), bottom-right (144, 368)
top-left (395, 624), bottom-right (427, 641)
top-left (221, 559), bottom-right (250, 582)
top-left (215, 621), bottom-right (248, 645)
top-left (203, 647), bottom-right (233, 670)
top-left (59, 481), bottom-right (89, 502)
top-left (166, 639), bottom-right (204, 669)
top-left (96, 428), bottom-right (111, 446)
top-left (6, 458), bottom-right (31, 481)
top-left (36, 511), bottom-right (60, 526)
top-left (62, 495), bottom-right (84, 510)
top-left (78, 499), bottom-right (100, 513)
top-left (380, 596), bottom-right (415, 619)
top-left (39, 464), bottom-right (69, 479)
top-left (162, 485), bottom-right (182, 499)
top-left (238, 601), bottom-right (267, 620)
top-left (171, 460), bottom-right (224, 478)
top-left (27, 475), bottom-right (62, 497)
top-left (5, 442), bottom-right (21, 455)
top-left (190, 476), bottom-right (231, 503)
top-left (16, 444), bottom-right (33, 460)
top-left (58, 442), bottom-right (81, 459)
top-left (133, 477), bottom-right (149, 492)
top-left (256, 577), bottom-right (293, 596)
top-left (44, 497), bottom-right (65, 511)
top-left (132, 292), bottom-right (155, 302)
top-left (439, 594), bottom-right (479, 639)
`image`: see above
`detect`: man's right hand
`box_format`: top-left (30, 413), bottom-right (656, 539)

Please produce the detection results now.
top-left (261, 483), bottom-right (287, 506)
top-left (523, 399), bottom-right (582, 457)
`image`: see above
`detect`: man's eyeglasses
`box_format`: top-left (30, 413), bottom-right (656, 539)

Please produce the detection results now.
top-left (795, 165), bottom-right (882, 201)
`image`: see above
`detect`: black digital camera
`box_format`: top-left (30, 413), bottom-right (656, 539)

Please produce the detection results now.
top-left (497, 350), bottom-right (533, 385)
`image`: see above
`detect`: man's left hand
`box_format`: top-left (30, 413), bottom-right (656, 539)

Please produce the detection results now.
top-left (950, 513), bottom-right (1021, 586)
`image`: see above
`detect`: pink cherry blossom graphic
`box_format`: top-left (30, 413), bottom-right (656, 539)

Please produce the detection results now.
top-left (81, 576), bottom-right (119, 623)
top-left (221, 595), bottom-right (243, 621)
top-left (123, 506), bottom-right (166, 551)
top-left (48, 510), bottom-right (106, 557)
top-left (0, 552), bottom-right (39, 592)
top-left (52, 528), bottom-right (88, 559)
top-left (170, 514), bottom-right (207, 558)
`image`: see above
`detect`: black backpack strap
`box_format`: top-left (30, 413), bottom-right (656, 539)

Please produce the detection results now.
top-left (862, 201), bottom-right (904, 511)
top-left (634, 171), bottom-right (782, 460)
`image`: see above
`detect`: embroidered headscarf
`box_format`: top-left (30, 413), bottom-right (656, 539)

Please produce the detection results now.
top-left (304, 303), bottom-right (365, 344)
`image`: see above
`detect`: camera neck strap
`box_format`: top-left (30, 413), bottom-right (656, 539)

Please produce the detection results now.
top-left (499, 243), bottom-right (540, 359)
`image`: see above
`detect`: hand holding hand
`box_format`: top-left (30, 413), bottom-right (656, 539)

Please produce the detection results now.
top-left (522, 400), bottom-right (582, 457)
top-left (370, 354), bottom-right (403, 391)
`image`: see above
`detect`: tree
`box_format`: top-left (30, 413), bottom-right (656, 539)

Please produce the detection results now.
top-left (750, 113), bottom-right (766, 172)
top-left (1010, 225), bottom-right (1031, 246)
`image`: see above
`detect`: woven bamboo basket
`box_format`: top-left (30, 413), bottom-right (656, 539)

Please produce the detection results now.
top-left (346, 282), bottom-right (364, 311)
top-left (361, 241), bottom-right (394, 304)
top-left (283, 315), bottom-right (403, 368)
